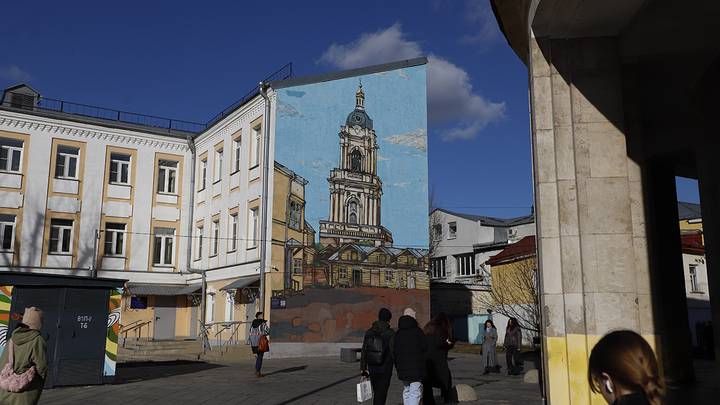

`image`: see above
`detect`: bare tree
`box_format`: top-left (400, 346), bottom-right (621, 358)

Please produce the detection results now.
top-left (428, 186), bottom-right (442, 258)
top-left (479, 257), bottom-right (540, 335)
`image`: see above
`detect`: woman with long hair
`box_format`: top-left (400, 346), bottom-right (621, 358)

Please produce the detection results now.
top-left (503, 318), bottom-right (522, 375)
top-left (481, 319), bottom-right (499, 375)
top-left (422, 313), bottom-right (456, 404)
top-left (588, 330), bottom-right (665, 405)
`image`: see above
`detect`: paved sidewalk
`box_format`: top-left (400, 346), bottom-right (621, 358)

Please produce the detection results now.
top-left (40, 352), bottom-right (542, 405)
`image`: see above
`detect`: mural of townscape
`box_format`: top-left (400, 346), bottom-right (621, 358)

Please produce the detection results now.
top-left (271, 60), bottom-right (429, 343)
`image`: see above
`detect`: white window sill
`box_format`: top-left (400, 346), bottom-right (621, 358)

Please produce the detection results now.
top-left (247, 246), bottom-right (257, 250)
top-left (689, 291), bottom-right (706, 295)
top-left (49, 252), bottom-right (72, 256)
top-left (447, 236), bottom-right (457, 240)
top-left (104, 254), bottom-right (126, 258)
top-left (55, 177), bottom-right (79, 181)
top-left (0, 170), bottom-right (22, 175)
top-left (153, 264), bottom-right (174, 268)
top-left (230, 169), bottom-right (240, 175)
top-left (109, 182), bottom-right (131, 187)
top-left (227, 249), bottom-right (237, 253)
top-left (157, 192), bottom-right (178, 197)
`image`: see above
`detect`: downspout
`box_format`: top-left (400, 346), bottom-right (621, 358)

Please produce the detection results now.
top-left (258, 83), bottom-right (272, 314)
top-left (185, 135), bottom-right (206, 343)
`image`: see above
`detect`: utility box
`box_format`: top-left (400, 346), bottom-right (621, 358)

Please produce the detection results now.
top-left (0, 272), bottom-right (125, 387)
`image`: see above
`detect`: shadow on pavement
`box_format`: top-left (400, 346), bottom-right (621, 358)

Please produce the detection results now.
top-left (113, 361), bottom-right (224, 384)
top-left (264, 365), bottom-right (308, 376)
top-left (274, 373), bottom-right (359, 405)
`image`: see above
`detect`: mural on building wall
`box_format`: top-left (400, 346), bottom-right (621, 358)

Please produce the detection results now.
top-left (272, 61), bottom-right (429, 342)
top-left (104, 288), bottom-right (122, 377)
top-left (0, 286), bottom-right (12, 356)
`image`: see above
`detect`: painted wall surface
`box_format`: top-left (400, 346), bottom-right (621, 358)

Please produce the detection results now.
top-left (271, 63), bottom-right (429, 343)
top-left (0, 286), bottom-right (12, 357)
top-left (104, 288), bottom-right (122, 377)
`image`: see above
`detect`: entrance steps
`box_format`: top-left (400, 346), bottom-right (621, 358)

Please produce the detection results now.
top-left (200, 344), bottom-right (254, 363)
top-left (119, 339), bottom-right (202, 363)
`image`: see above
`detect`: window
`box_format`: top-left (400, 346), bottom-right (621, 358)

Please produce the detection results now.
top-left (431, 257), bottom-right (447, 278)
top-left (289, 200), bottom-right (301, 230)
top-left (339, 267), bottom-right (348, 278)
top-left (196, 225), bottom-right (203, 259)
top-left (214, 149), bottom-right (223, 182)
top-left (103, 222), bottom-right (126, 256)
top-left (0, 138), bottom-right (23, 173)
top-left (229, 213), bottom-right (238, 251)
top-left (293, 258), bottom-right (303, 274)
top-left (689, 264), bottom-right (701, 293)
top-left (49, 219), bottom-right (73, 254)
top-left (350, 150), bottom-right (362, 172)
top-left (10, 93), bottom-right (34, 110)
top-left (448, 222), bottom-right (457, 239)
top-left (432, 224), bottom-right (442, 240)
top-left (199, 158), bottom-right (207, 190)
top-left (347, 200), bottom-right (358, 224)
top-left (109, 153), bottom-right (131, 185)
top-left (248, 207), bottom-right (258, 248)
top-left (251, 125), bottom-right (261, 167)
top-left (157, 160), bottom-right (178, 194)
top-left (130, 296), bottom-right (148, 310)
top-left (234, 138), bottom-right (241, 172)
top-left (456, 253), bottom-right (476, 276)
top-left (385, 270), bottom-right (394, 282)
top-left (206, 293), bottom-right (215, 323)
top-left (0, 214), bottom-right (16, 251)
top-left (224, 293), bottom-right (234, 321)
top-left (152, 227), bottom-right (175, 266)
top-left (55, 145), bottom-right (79, 179)
top-left (211, 219), bottom-right (219, 256)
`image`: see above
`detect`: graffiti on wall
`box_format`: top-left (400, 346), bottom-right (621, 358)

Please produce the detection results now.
top-left (0, 286), bottom-right (12, 356)
top-left (104, 288), bottom-right (122, 377)
top-left (272, 61), bottom-right (429, 342)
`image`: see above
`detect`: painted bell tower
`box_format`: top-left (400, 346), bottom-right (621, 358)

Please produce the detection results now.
top-left (319, 83), bottom-right (393, 246)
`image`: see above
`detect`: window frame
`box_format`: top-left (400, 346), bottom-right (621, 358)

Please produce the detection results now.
top-left (157, 160), bottom-right (178, 195)
top-left (229, 213), bottom-right (238, 252)
top-left (247, 207), bottom-right (258, 249)
top-left (109, 153), bottom-right (131, 185)
top-left (448, 222), bottom-right (457, 239)
top-left (196, 225), bottom-right (204, 260)
top-left (214, 148), bottom-right (223, 183)
top-left (55, 146), bottom-right (80, 180)
top-left (0, 214), bottom-right (16, 252)
top-left (250, 125), bottom-right (261, 168)
top-left (431, 257), bottom-right (447, 278)
top-left (211, 219), bottom-right (219, 256)
top-left (233, 138), bottom-right (242, 172)
top-left (455, 253), bottom-right (476, 276)
top-left (689, 264), bottom-right (701, 293)
top-left (199, 158), bottom-right (207, 190)
top-left (432, 224), bottom-right (442, 240)
top-left (152, 227), bottom-right (175, 266)
top-left (289, 200), bottom-right (302, 230)
top-left (49, 218), bottom-right (74, 254)
top-left (292, 258), bottom-right (303, 274)
top-left (103, 222), bottom-right (127, 257)
top-left (0, 138), bottom-right (23, 174)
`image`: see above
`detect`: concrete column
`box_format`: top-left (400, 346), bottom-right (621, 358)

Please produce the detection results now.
top-left (530, 36), bottom-right (654, 405)
top-left (697, 147), bottom-right (720, 363)
top-left (641, 159), bottom-right (694, 385)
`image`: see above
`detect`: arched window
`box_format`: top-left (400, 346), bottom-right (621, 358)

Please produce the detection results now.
top-left (350, 150), bottom-right (362, 172)
top-left (347, 199), bottom-right (358, 224)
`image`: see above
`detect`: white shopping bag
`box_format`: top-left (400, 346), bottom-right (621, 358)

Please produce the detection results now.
top-left (356, 377), bottom-right (373, 402)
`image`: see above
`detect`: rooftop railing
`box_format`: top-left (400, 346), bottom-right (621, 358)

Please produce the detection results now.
top-left (1, 62), bottom-right (293, 135)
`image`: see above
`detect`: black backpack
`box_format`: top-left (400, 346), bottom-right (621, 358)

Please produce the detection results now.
top-left (363, 330), bottom-right (387, 366)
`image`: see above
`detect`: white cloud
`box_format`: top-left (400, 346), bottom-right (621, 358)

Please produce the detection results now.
top-left (460, 0), bottom-right (501, 47)
top-left (318, 24), bottom-right (505, 141)
top-left (0, 65), bottom-right (32, 82)
top-left (385, 128), bottom-right (427, 151)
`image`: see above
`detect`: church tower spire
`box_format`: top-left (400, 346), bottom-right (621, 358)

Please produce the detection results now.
top-left (355, 80), bottom-right (365, 110)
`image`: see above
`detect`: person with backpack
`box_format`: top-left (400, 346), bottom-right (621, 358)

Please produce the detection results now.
top-left (393, 307), bottom-right (427, 405)
top-left (360, 308), bottom-right (395, 405)
top-left (0, 307), bottom-right (48, 405)
top-left (248, 312), bottom-right (270, 378)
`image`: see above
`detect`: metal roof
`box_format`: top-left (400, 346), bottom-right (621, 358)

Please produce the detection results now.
top-left (220, 275), bottom-right (260, 291)
top-left (0, 271), bottom-right (125, 288)
top-left (678, 201), bottom-right (701, 221)
top-left (431, 208), bottom-right (535, 227)
top-left (126, 283), bottom-right (200, 296)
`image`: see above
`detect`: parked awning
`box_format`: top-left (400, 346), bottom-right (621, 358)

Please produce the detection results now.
top-left (126, 283), bottom-right (201, 296)
top-left (220, 275), bottom-right (260, 291)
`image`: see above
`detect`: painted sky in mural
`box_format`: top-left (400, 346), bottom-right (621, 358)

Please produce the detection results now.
top-left (274, 64), bottom-right (428, 248)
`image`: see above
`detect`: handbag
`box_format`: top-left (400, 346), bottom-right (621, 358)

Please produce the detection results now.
top-left (258, 335), bottom-right (270, 353)
top-left (356, 377), bottom-right (373, 402)
top-left (0, 339), bottom-right (37, 392)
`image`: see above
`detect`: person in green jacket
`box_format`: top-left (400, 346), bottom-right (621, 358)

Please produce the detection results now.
top-left (0, 307), bottom-right (48, 405)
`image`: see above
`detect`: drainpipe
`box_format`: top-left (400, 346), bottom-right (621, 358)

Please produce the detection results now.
top-left (185, 135), bottom-right (197, 274)
top-left (258, 83), bottom-right (272, 314)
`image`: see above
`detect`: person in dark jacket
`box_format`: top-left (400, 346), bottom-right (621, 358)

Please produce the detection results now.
top-left (393, 308), bottom-right (426, 405)
top-left (588, 330), bottom-right (664, 405)
top-left (360, 308), bottom-right (395, 405)
top-left (422, 312), bottom-right (456, 405)
top-left (247, 312), bottom-right (269, 378)
top-left (503, 317), bottom-right (522, 375)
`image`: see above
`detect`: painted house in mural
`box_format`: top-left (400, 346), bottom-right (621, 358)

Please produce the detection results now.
top-left (0, 58), bottom-right (427, 359)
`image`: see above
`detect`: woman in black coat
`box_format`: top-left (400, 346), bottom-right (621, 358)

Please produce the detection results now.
top-left (422, 313), bottom-right (456, 404)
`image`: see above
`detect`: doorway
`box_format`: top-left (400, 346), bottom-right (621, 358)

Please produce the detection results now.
top-left (153, 296), bottom-right (177, 340)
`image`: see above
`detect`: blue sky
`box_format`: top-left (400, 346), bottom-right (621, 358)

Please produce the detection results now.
top-left (0, 0), bottom-right (699, 219)
top-left (275, 65), bottom-right (428, 247)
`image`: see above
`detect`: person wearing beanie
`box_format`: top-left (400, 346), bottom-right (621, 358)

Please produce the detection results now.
top-left (0, 307), bottom-right (48, 405)
top-left (360, 308), bottom-right (395, 405)
top-left (393, 307), bottom-right (427, 405)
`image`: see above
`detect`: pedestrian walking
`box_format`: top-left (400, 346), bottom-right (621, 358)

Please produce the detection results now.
top-left (422, 312), bottom-right (456, 405)
top-left (248, 311), bottom-right (270, 378)
top-left (360, 308), bottom-right (395, 405)
top-left (393, 308), bottom-right (426, 405)
top-left (481, 319), bottom-right (499, 375)
top-left (0, 307), bottom-right (48, 405)
top-left (503, 318), bottom-right (522, 375)
top-left (588, 330), bottom-right (664, 405)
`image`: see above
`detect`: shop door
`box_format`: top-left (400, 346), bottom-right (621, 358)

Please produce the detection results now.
top-left (153, 296), bottom-right (176, 340)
